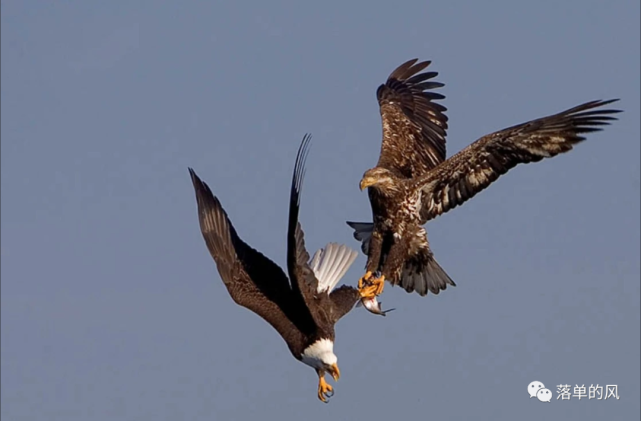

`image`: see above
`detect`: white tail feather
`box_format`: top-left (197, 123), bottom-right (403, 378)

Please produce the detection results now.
top-left (309, 243), bottom-right (358, 293)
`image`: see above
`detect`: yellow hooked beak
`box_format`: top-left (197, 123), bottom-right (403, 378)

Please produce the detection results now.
top-left (359, 177), bottom-right (375, 191)
top-left (328, 363), bottom-right (341, 381)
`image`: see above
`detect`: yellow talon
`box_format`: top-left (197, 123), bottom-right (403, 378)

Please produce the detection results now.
top-left (359, 284), bottom-right (378, 299)
top-left (317, 375), bottom-right (334, 403)
top-left (357, 271), bottom-right (373, 290)
top-left (372, 275), bottom-right (385, 295)
top-left (359, 275), bottom-right (386, 299)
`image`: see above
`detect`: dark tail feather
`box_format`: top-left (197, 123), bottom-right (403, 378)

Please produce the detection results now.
top-left (346, 221), bottom-right (374, 255)
top-left (400, 254), bottom-right (456, 296)
top-left (347, 220), bottom-right (455, 297)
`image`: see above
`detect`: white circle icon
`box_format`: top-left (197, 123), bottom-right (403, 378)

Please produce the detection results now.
top-left (537, 388), bottom-right (552, 402)
top-left (528, 381), bottom-right (545, 398)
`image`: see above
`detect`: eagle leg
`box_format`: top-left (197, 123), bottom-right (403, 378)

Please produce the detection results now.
top-left (359, 275), bottom-right (386, 299)
top-left (357, 271), bottom-right (373, 290)
top-left (359, 284), bottom-right (378, 299)
top-left (371, 275), bottom-right (386, 296)
top-left (358, 271), bottom-right (377, 298)
top-left (316, 370), bottom-right (334, 403)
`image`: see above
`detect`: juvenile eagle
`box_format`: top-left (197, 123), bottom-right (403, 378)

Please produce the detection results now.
top-left (350, 58), bottom-right (621, 300)
top-left (190, 134), bottom-right (372, 403)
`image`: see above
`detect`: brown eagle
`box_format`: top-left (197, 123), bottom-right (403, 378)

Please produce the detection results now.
top-left (349, 58), bottom-right (621, 300)
top-left (190, 134), bottom-right (375, 403)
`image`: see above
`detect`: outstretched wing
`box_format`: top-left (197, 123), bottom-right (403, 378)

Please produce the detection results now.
top-left (328, 285), bottom-right (360, 323)
top-left (189, 168), bottom-right (316, 342)
top-left (416, 99), bottom-right (622, 223)
top-left (376, 58), bottom-right (449, 179)
top-left (286, 135), bottom-right (361, 327)
top-left (286, 134), bottom-right (319, 297)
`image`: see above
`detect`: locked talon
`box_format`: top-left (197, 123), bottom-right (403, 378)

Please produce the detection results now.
top-left (374, 276), bottom-right (385, 295)
top-left (359, 275), bottom-right (386, 299)
top-left (357, 271), bottom-right (373, 290)
top-left (359, 284), bottom-right (378, 299)
top-left (369, 275), bottom-right (385, 296)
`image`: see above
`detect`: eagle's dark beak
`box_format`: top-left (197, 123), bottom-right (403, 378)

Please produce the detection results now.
top-left (328, 363), bottom-right (340, 381)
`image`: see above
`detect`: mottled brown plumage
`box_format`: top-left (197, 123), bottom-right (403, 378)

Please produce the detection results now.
top-left (190, 134), bottom-right (361, 402)
top-left (349, 58), bottom-right (621, 298)
top-left (414, 99), bottom-right (622, 222)
top-left (376, 59), bottom-right (449, 177)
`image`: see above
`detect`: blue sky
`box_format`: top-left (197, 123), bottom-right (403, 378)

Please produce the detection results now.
top-left (2, 1), bottom-right (639, 420)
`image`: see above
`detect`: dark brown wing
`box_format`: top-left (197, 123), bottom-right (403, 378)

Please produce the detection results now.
top-left (376, 59), bottom-right (449, 179)
top-left (328, 285), bottom-right (360, 323)
top-left (189, 168), bottom-right (317, 344)
top-left (416, 99), bottom-right (622, 223)
top-left (287, 135), bottom-right (361, 328)
top-left (286, 134), bottom-right (329, 322)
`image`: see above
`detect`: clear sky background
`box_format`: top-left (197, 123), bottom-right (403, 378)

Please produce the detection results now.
top-left (2, 1), bottom-right (639, 420)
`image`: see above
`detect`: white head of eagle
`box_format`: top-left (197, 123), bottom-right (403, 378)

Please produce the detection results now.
top-left (301, 338), bottom-right (338, 371)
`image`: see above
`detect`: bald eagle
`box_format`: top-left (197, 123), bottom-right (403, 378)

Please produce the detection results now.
top-left (349, 58), bottom-right (621, 300)
top-left (190, 134), bottom-right (378, 403)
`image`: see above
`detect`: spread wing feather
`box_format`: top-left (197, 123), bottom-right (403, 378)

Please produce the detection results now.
top-left (416, 99), bottom-right (622, 223)
top-left (188, 168), bottom-right (316, 341)
top-left (309, 243), bottom-right (359, 293)
top-left (376, 58), bottom-right (449, 178)
top-left (287, 135), bottom-right (361, 324)
top-left (328, 285), bottom-right (361, 323)
top-left (286, 134), bottom-right (319, 298)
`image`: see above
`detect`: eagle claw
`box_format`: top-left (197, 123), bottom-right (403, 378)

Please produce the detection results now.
top-left (317, 377), bottom-right (334, 403)
top-left (357, 271), bottom-right (373, 290)
top-left (371, 276), bottom-right (385, 295)
top-left (358, 275), bottom-right (385, 299)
